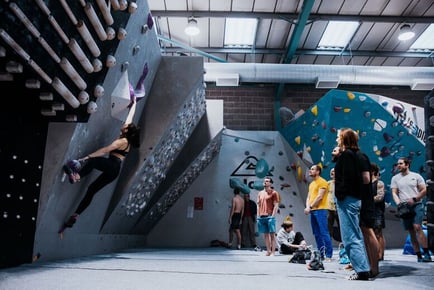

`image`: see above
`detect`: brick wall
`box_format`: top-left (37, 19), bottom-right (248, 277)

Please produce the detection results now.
top-left (206, 83), bottom-right (428, 130)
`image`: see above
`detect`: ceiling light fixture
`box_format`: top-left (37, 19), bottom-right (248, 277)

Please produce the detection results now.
top-left (185, 17), bottom-right (200, 36)
top-left (398, 24), bottom-right (415, 41)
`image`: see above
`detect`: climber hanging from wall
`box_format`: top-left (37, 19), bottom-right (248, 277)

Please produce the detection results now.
top-left (58, 74), bottom-right (144, 238)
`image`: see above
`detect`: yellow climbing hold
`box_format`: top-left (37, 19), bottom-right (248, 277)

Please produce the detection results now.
top-left (347, 92), bottom-right (355, 100)
top-left (295, 136), bottom-right (301, 145)
top-left (297, 161), bottom-right (303, 182)
top-left (343, 108), bottom-right (351, 113)
top-left (311, 105), bottom-right (318, 116)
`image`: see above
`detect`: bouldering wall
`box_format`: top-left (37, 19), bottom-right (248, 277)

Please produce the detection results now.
top-left (280, 89), bottom-right (426, 212)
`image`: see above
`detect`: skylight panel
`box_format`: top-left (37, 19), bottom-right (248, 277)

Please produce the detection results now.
top-left (224, 18), bottom-right (258, 47)
top-left (410, 24), bottom-right (434, 50)
top-left (318, 21), bottom-right (359, 49)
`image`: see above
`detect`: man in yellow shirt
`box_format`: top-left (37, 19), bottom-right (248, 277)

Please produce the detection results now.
top-left (304, 164), bottom-right (333, 261)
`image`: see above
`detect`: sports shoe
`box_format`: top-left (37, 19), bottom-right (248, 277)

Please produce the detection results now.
top-left (324, 257), bottom-right (333, 262)
top-left (66, 159), bottom-right (82, 172)
top-left (254, 246), bottom-right (262, 252)
top-left (348, 271), bottom-right (370, 281)
top-left (63, 160), bottom-right (82, 184)
top-left (237, 245), bottom-right (241, 250)
top-left (418, 253), bottom-right (432, 262)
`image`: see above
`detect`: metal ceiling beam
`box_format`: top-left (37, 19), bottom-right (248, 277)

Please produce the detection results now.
top-left (150, 10), bottom-right (433, 23)
top-left (161, 47), bottom-right (433, 58)
top-left (157, 35), bottom-right (227, 63)
top-left (273, 0), bottom-right (315, 131)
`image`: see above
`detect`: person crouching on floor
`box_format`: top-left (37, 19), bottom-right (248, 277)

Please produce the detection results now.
top-left (276, 216), bottom-right (308, 254)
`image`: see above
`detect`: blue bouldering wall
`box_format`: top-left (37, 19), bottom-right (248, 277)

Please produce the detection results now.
top-left (280, 89), bottom-right (426, 205)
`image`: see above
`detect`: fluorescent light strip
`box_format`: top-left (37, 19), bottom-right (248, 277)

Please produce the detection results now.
top-left (224, 18), bottom-right (257, 47)
top-left (410, 24), bottom-right (434, 50)
top-left (318, 21), bottom-right (359, 49)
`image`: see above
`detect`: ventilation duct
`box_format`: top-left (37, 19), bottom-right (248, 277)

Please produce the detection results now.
top-left (411, 79), bottom-right (434, 91)
top-left (204, 63), bottom-right (434, 91)
top-left (214, 73), bottom-right (239, 86)
top-left (316, 77), bottom-right (340, 89)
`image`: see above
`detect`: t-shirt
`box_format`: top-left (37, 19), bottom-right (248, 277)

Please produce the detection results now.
top-left (276, 228), bottom-right (296, 247)
top-left (257, 189), bottom-right (279, 216)
top-left (391, 171), bottom-right (426, 201)
top-left (308, 177), bottom-right (329, 210)
top-left (334, 149), bottom-right (363, 200)
top-left (327, 180), bottom-right (336, 211)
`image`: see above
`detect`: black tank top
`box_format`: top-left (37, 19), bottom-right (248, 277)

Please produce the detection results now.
top-left (110, 142), bottom-right (129, 156)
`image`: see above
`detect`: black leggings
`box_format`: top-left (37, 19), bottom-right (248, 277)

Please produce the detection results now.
top-left (75, 155), bottom-right (122, 214)
top-left (280, 232), bottom-right (305, 254)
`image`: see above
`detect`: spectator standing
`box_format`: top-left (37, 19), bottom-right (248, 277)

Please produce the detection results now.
top-left (334, 128), bottom-right (371, 280)
top-left (257, 177), bottom-right (279, 256)
top-left (391, 157), bottom-right (431, 262)
top-left (228, 188), bottom-right (245, 250)
top-left (357, 149), bottom-right (380, 277)
top-left (327, 167), bottom-right (340, 241)
top-left (371, 162), bottom-right (386, 261)
top-left (304, 164), bottom-right (333, 261)
top-left (241, 193), bottom-right (260, 250)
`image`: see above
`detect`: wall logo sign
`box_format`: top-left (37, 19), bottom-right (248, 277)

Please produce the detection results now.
top-left (230, 156), bottom-right (273, 191)
top-left (231, 156), bottom-right (273, 177)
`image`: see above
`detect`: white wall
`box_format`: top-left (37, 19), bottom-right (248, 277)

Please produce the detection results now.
top-left (146, 130), bottom-right (408, 250)
top-left (146, 131), bottom-right (315, 248)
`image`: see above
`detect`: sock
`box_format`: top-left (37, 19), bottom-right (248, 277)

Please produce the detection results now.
top-left (416, 251), bottom-right (422, 259)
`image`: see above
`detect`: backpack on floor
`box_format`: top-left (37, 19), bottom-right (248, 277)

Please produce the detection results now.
top-left (307, 249), bottom-right (324, 271)
top-left (289, 249), bottom-right (312, 264)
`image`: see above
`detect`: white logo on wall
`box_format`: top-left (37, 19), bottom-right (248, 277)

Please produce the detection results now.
top-left (369, 94), bottom-right (425, 144)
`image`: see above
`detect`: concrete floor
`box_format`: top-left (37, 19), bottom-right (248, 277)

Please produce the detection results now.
top-left (0, 247), bottom-right (432, 290)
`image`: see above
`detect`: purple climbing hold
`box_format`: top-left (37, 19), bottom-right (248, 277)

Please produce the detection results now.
top-left (383, 132), bottom-right (394, 143)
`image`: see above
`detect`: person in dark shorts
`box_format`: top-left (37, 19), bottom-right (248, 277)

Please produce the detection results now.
top-left (371, 162), bottom-right (386, 261)
top-left (228, 188), bottom-right (245, 249)
top-left (356, 149), bottom-right (380, 277)
top-left (391, 157), bottom-right (431, 263)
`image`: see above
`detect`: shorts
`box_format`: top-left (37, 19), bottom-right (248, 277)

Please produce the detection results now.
top-left (230, 213), bottom-right (242, 230)
top-left (401, 202), bottom-right (424, 231)
top-left (360, 194), bottom-right (375, 228)
top-left (257, 216), bottom-right (276, 234)
top-left (373, 207), bottom-right (385, 230)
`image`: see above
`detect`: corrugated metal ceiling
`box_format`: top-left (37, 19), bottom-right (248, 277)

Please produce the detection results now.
top-left (0, 0), bottom-right (432, 123)
top-left (149, 0), bottom-right (434, 66)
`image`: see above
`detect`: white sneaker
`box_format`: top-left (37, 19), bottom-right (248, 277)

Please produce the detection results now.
top-left (237, 245), bottom-right (241, 250)
top-left (254, 246), bottom-right (262, 252)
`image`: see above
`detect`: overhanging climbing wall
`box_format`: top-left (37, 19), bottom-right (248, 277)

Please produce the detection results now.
top-left (280, 89), bottom-right (426, 210)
